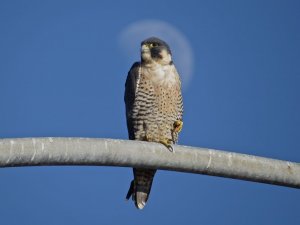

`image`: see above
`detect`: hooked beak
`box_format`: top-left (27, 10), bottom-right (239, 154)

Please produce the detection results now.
top-left (141, 44), bottom-right (150, 53)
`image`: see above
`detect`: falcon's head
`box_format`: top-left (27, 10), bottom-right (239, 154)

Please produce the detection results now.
top-left (141, 37), bottom-right (172, 65)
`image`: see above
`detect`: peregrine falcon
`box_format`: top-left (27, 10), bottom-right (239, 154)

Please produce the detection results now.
top-left (124, 37), bottom-right (183, 209)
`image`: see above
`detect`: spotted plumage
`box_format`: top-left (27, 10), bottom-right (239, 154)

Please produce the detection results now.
top-left (124, 37), bottom-right (183, 209)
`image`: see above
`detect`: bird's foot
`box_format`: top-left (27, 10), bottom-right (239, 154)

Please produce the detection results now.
top-left (144, 134), bottom-right (153, 142)
top-left (173, 120), bottom-right (183, 133)
top-left (159, 139), bottom-right (174, 153)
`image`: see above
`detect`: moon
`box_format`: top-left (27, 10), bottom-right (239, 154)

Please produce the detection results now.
top-left (119, 19), bottom-right (194, 90)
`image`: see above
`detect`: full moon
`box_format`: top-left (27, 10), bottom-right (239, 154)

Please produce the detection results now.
top-left (119, 20), bottom-right (194, 90)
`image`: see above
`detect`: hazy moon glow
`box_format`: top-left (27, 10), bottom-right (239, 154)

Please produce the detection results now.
top-left (119, 20), bottom-right (194, 89)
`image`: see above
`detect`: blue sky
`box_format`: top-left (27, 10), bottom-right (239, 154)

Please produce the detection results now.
top-left (0, 0), bottom-right (299, 224)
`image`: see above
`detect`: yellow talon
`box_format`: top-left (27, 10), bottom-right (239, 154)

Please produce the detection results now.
top-left (173, 120), bottom-right (183, 133)
top-left (159, 139), bottom-right (174, 152)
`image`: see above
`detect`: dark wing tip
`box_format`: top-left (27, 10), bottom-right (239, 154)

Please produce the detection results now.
top-left (126, 180), bottom-right (135, 200)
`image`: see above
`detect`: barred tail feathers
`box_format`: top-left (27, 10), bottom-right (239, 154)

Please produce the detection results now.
top-left (126, 168), bottom-right (156, 209)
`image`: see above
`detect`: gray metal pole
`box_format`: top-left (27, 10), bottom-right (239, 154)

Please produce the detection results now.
top-left (0, 137), bottom-right (299, 188)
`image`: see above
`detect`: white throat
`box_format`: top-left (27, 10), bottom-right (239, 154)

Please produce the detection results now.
top-left (142, 61), bottom-right (177, 88)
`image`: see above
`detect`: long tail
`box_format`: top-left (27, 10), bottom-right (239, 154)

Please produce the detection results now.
top-left (126, 168), bottom-right (156, 209)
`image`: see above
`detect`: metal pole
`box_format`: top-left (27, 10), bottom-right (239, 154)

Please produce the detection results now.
top-left (0, 137), bottom-right (299, 188)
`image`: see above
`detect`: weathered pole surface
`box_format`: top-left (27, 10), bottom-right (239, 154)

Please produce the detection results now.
top-left (0, 137), bottom-right (299, 189)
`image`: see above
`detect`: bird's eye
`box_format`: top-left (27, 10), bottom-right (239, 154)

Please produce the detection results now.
top-left (152, 43), bottom-right (158, 47)
top-left (149, 43), bottom-right (154, 47)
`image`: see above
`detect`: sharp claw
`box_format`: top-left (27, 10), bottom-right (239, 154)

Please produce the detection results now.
top-left (168, 145), bottom-right (174, 153)
top-left (159, 140), bottom-right (174, 153)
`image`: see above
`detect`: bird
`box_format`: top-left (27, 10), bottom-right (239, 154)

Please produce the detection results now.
top-left (124, 37), bottom-right (183, 209)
